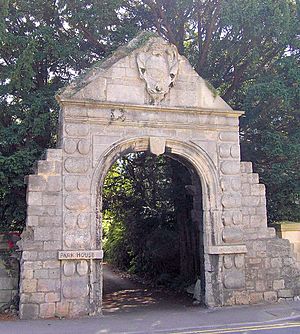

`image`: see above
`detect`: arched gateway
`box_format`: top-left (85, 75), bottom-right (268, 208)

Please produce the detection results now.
top-left (19, 32), bottom-right (300, 319)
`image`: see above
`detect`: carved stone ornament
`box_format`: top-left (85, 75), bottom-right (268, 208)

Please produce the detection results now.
top-left (137, 41), bottom-right (179, 104)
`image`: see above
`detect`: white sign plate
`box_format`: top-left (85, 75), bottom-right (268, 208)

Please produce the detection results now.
top-left (58, 250), bottom-right (103, 260)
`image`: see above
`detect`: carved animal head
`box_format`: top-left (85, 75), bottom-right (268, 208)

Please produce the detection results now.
top-left (137, 42), bottom-right (179, 104)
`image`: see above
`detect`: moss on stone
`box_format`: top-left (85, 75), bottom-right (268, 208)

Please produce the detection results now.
top-left (58, 31), bottom-right (161, 98)
top-left (204, 80), bottom-right (219, 98)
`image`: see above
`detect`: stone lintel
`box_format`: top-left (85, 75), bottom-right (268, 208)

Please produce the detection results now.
top-left (57, 98), bottom-right (245, 118)
top-left (58, 250), bottom-right (103, 260)
top-left (207, 245), bottom-right (247, 255)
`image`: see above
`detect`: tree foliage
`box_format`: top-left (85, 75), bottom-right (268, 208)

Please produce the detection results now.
top-left (0, 0), bottom-right (299, 230)
top-left (103, 153), bottom-right (200, 286)
top-left (0, 0), bottom-right (138, 230)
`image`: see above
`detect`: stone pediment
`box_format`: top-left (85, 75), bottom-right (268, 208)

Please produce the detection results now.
top-left (57, 32), bottom-right (231, 111)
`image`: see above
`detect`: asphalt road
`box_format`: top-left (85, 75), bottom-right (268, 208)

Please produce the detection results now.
top-left (169, 321), bottom-right (300, 334)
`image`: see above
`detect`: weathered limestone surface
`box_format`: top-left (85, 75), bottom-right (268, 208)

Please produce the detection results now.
top-left (19, 32), bottom-right (300, 319)
top-left (276, 223), bottom-right (300, 264)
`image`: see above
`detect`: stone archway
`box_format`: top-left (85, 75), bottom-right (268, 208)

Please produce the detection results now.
top-left (90, 137), bottom-right (224, 313)
top-left (18, 32), bottom-right (300, 319)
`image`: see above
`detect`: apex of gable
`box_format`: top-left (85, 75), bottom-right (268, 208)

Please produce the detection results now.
top-left (56, 31), bottom-right (232, 111)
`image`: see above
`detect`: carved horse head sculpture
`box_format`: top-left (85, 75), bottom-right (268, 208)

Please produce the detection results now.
top-left (137, 41), bottom-right (179, 104)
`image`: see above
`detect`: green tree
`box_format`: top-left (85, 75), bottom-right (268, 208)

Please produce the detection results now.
top-left (128, 0), bottom-right (300, 221)
top-left (0, 0), bottom-right (138, 230)
top-left (0, 0), bottom-right (299, 230)
top-left (241, 56), bottom-right (300, 221)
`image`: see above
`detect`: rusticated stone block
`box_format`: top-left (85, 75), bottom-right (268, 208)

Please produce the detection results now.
top-left (55, 301), bottom-right (70, 318)
top-left (49, 269), bottom-right (60, 279)
top-left (250, 292), bottom-right (264, 304)
top-left (235, 291), bottom-right (249, 305)
top-left (77, 177), bottom-right (90, 192)
top-left (242, 196), bottom-right (260, 207)
top-left (22, 251), bottom-right (38, 261)
top-left (264, 291), bottom-right (277, 302)
top-left (224, 269), bottom-right (245, 289)
top-left (64, 157), bottom-right (89, 173)
top-left (230, 145), bottom-right (240, 158)
top-left (64, 176), bottom-right (78, 192)
top-left (222, 194), bottom-right (241, 208)
top-left (240, 162), bottom-right (253, 174)
top-left (64, 138), bottom-right (77, 154)
top-left (64, 213), bottom-right (77, 228)
top-left (219, 144), bottom-right (231, 158)
top-left (223, 255), bottom-right (233, 269)
top-left (65, 123), bottom-right (89, 137)
top-left (47, 176), bottom-right (62, 192)
top-left (271, 257), bottom-right (282, 268)
top-left (37, 279), bottom-right (60, 292)
top-left (231, 178), bottom-right (241, 191)
top-left (27, 175), bottom-right (47, 192)
top-left (222, 227), bottom-right (243, 244)
top-left (40, 302), bottom-right (56, 318)
top-left (64, 230), bottom-right (90, 248)
top-left (34, 269), bottom-right (49, 279)
top-left (273, 279), bottom-right (285, 290)
top-left (255, 281), bottom-right (266, 292)
top-left (38, 251), bottom-right (57, 261)
top-left (21, 279), bottom-right (37, 293)
top-left (38, 161), bottom-right (61, 175)
top-left (27, 191), bottom-right (43, 206)
top-left (29, 293), bottom-right (45, 303)
top-left (77, 261), bottom-right (89, 276)
top-left (45, 292), bottom-right (60, 303)
top-left (44, 241), bottom-right (61, 251)
top-left (46, 149), bottom-right (62, 161)
top-left (234, 254), bottom-right (245, 269)
top-left (77, 213), bottom-right (90, 229)
top-left (34, 227), bottom-right (61, 241)
top-left (43, 193), bottom-right (61, 206)
top-left (221, 161), bottom-right (240, 175)
top-left (62, 277), bottom-right (88, 299)
top-left (43, 260), bottom-right (60, 269)
top-left (20, 303), bottom-right (39, 320)
top-left (63, 262), bottom-right (75, 277)
top-left (64, 194), bottom-right (89, 211)
top-left (219, 132), bottom-right (237, 142)
top-left (27, 215), bottom-right (39, 227)
top-left (77, 139), bottom-right (90, 155)
top-left (278, 289), bottom-right (293, 298)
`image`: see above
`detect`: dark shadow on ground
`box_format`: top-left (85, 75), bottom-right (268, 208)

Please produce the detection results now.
top-left (102, 263), bottom-right (195, 315)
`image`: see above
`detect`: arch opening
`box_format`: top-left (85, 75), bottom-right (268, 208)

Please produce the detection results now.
top-left (91, 137), bottom-right (223, 313)
top-left (101, 151), bottom-right (205, 311)
top-left (90, 137), bottom-right (222, 313)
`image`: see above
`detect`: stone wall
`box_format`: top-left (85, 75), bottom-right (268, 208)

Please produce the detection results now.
top-left (0, 233), bottom-right (20, 311)
top-left (276, 223), bottom-right (300, 264)
top-left (233, 162), bottom-right (300, 305)
top-left (19, 149), bottom-right (65, 319)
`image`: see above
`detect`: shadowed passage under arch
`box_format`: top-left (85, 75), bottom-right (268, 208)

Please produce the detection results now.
top-left (101, 151), bottom-right (206, 311)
